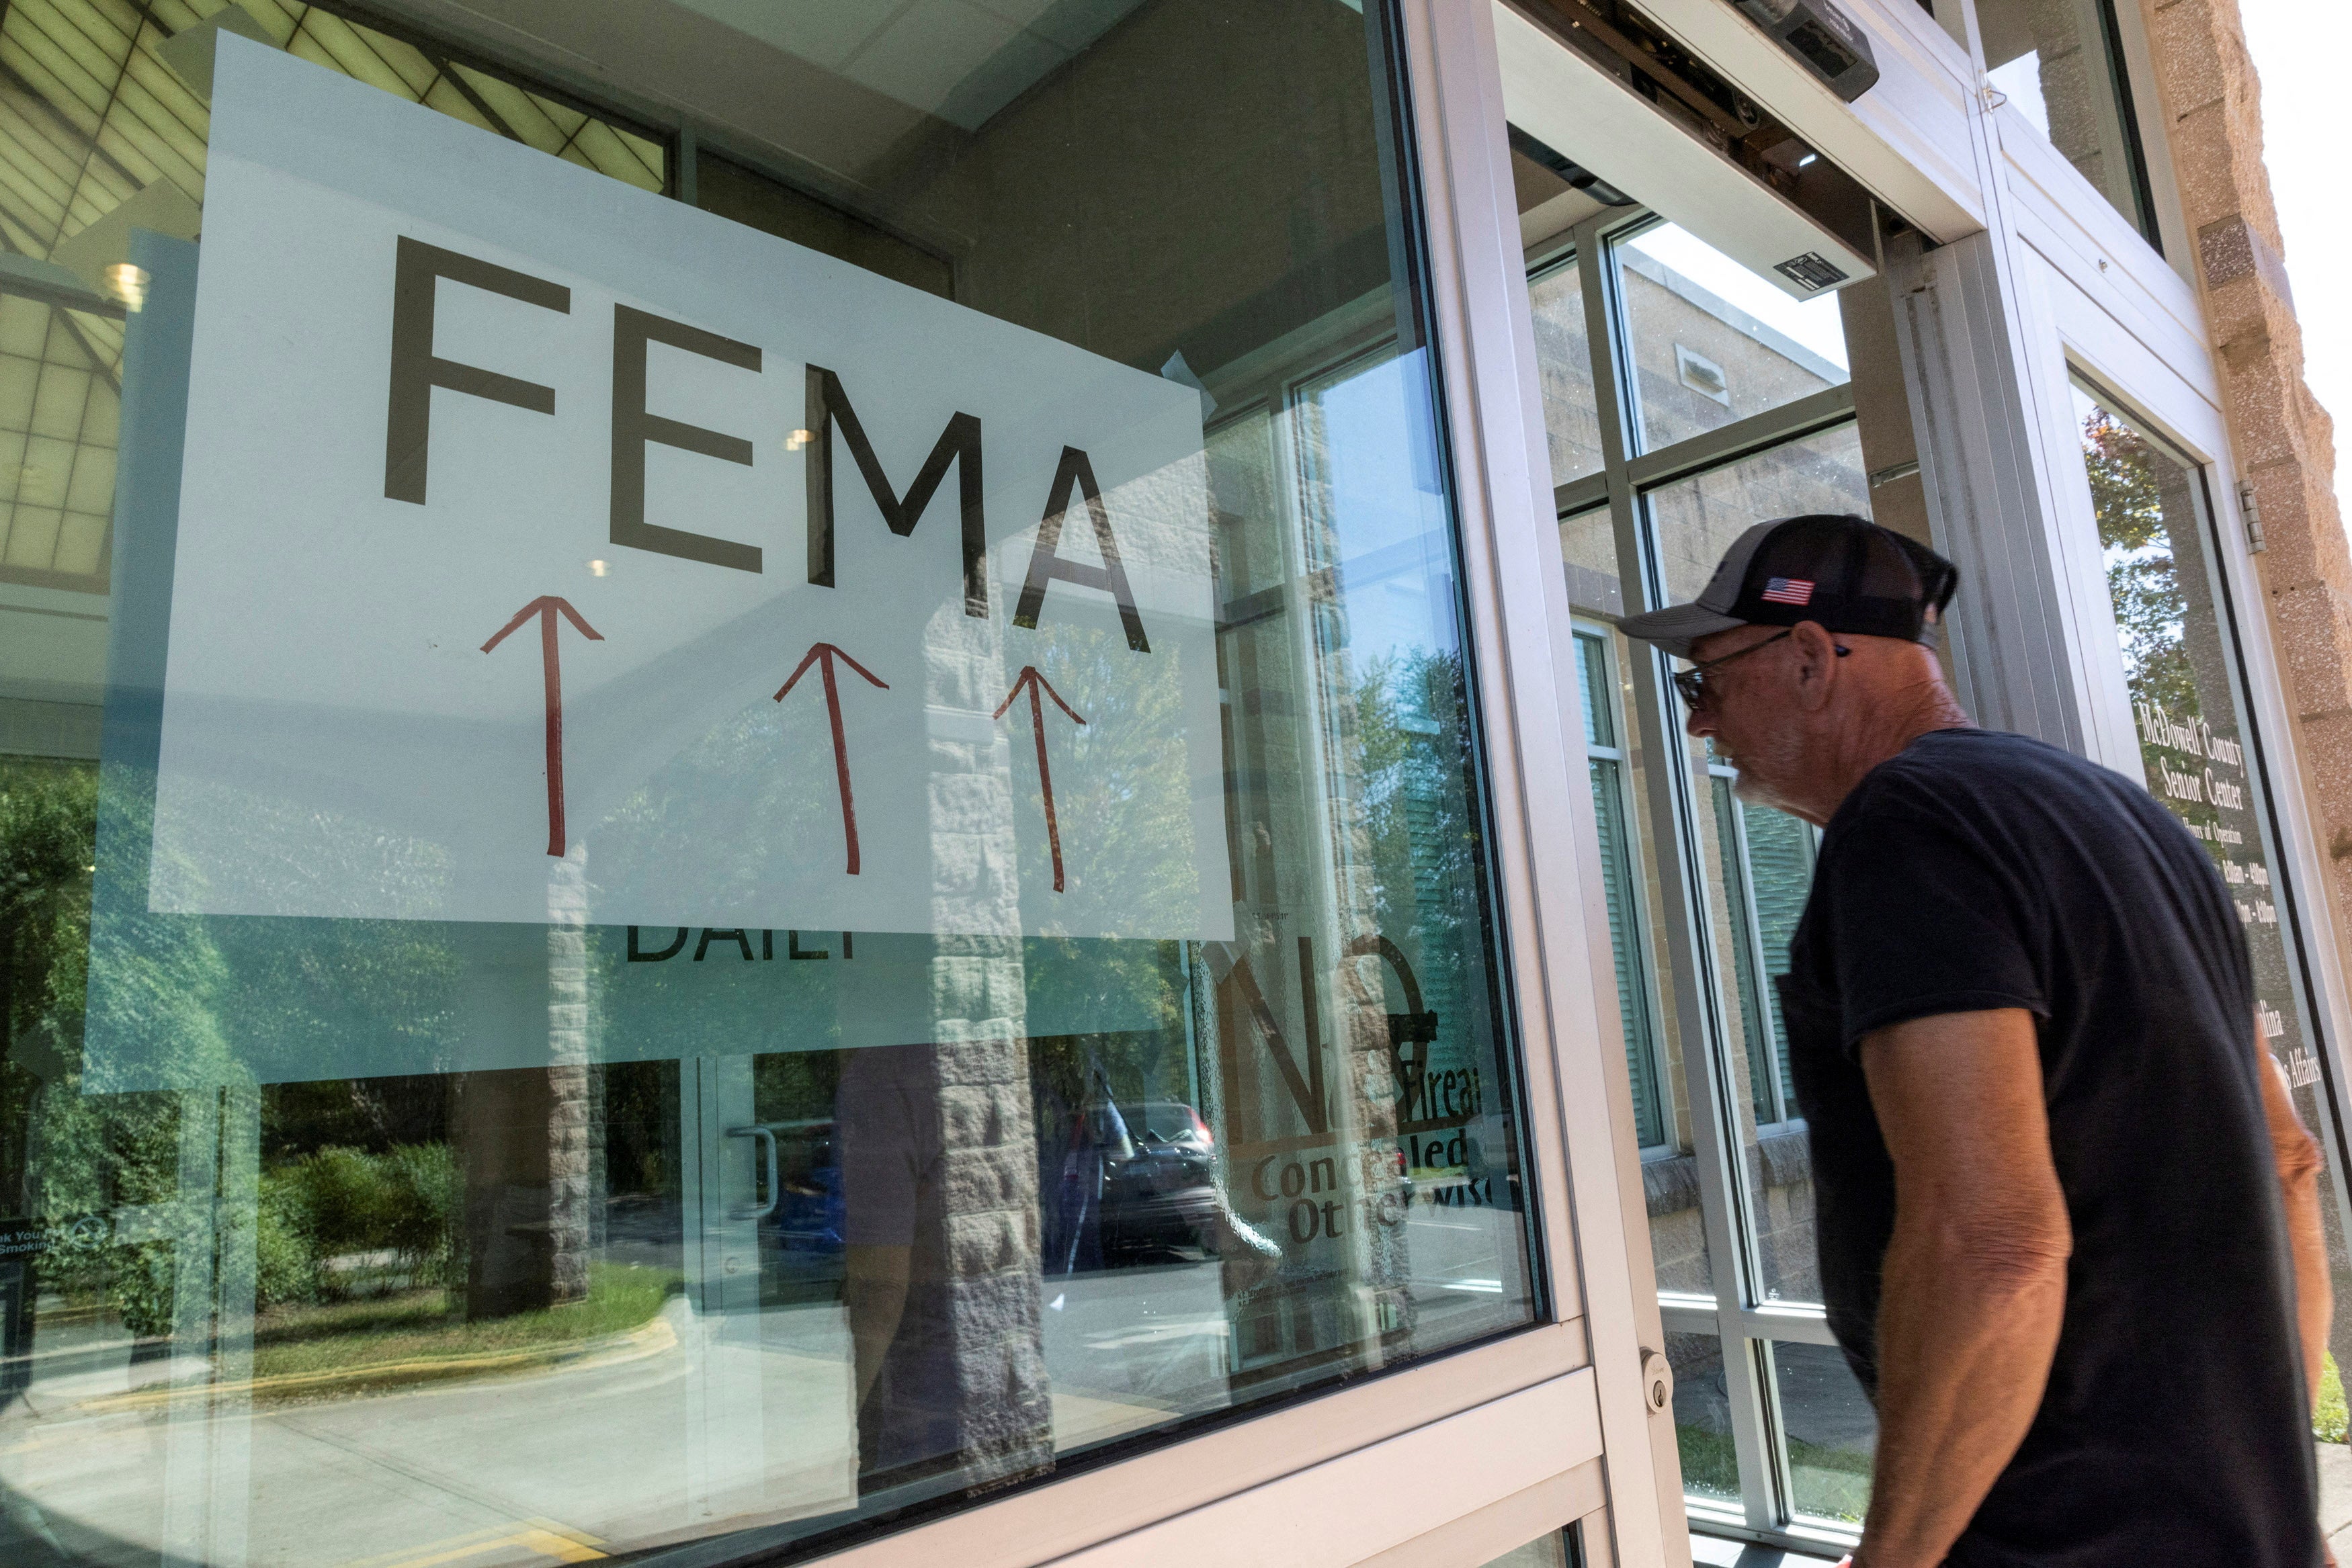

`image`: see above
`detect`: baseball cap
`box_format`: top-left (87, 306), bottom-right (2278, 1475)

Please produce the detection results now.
top-left (1617, 513), bottom-right (1958, 660)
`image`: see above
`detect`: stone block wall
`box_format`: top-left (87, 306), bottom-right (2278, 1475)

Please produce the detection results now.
top-left (2140, 0), bottom-right (2351, 916)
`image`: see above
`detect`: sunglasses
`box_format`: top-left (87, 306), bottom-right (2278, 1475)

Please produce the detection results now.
top-left (1671, 629), bottom-right (1848, 709)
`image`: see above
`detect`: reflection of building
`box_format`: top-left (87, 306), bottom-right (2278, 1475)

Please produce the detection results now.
top-left (0, 1), bottom-right (2344, 1566)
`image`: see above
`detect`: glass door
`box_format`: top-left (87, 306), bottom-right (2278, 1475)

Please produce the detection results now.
top-left (2067, 378), bottom-right (2352, 1419)
top-left (1521, 185), bottom-right (1884, 1550)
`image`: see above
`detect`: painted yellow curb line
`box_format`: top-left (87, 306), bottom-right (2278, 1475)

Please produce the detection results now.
top-left (74, 1308), bottom-right (677, 1415)
top-left (333, 1516), bottom-right (609, 1568)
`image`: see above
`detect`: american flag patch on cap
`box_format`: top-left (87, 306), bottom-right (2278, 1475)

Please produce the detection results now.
top-left (1760, 577), bottom-right (1815, 606)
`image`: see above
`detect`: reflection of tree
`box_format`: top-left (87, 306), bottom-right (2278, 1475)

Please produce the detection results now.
top-left (2081, 398), bottom-right (2352, 1371)
top-left (1354, 650), bottom-right (1480, 961)
top-left (14, 757), bottom-right (493, 1334)
top-left (1350, 648), bottom-right (1496, 1121)
top-left (2085, 407), bottom-right (2195, 718)
top-left (1, 759), bottom-right (96, 1108)
top-left (1, 759), bottom-right (181, 1329)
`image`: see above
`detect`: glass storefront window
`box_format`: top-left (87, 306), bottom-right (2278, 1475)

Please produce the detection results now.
top-left (1613, 224), bottom-right (1850, 455)
top-left (1978, 0), bottom-right (2159, 245)
top-left (2072, 378), bottom-right (2352, 1380)
top-left (0, 5), bottom-right (1545, 1565)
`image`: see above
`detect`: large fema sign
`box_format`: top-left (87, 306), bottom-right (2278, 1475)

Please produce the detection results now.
top-left (149, 37), bottom-right (1228, 944)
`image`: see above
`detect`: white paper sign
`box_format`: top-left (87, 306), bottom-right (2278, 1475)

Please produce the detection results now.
top-left (151, 38), bottom-right (1230, 943)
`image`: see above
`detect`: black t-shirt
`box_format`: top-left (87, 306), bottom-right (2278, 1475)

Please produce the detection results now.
top-left (1779, 727), bottom-right (2319, 1567)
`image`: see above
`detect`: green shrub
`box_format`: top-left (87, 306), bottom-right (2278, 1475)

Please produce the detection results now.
top-left (2318, 1352), bottom-right (2347, 1444)
top-left (255, 1174), bottom-right (321, 1309)
top-left (286, 1146), bottom-right (397, 1258)
top-left (376, 1141), bottom-right (460, 1282)
top-left (266, 1141), bottom-right (459, 1301)
top-left (105, 1240), bottom-right (175, 1338)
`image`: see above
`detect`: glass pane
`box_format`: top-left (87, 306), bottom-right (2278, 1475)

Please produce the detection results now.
top-left (1615, 224), bottom-right (1850, 454)
top-left (1477, 1531), bottom-right (1574, 1568)
top-left (1978, 0), bottom-right (2154, 238)
top-left (2074, 382), bottom-right (2352, 1383)
top-left (1595, 754), bottom-right (1663, 1149)
top-left (1681, 723), bottom-right (1798, 1307)
top-left (1711, 771), bottom-right (1777, 1127)
top-left (1528, 259), bottom-right (1604, 488)
top-left (1702, 781), bottom-right (1817, 1133)
top-left (1562, 503), bottom-right (1624, 618)
top-left (1648, 435), bottom-right (1867, 1311)
top-left (1581, 625), bottom-right (1663, 1164)
top-left (0, 6), bottom-right (1542, 1565)
top-left (1742, 805), bottom-right (1818, 1117)
top-left (1704, 768), bottom-right (1824, 1305)
top-left (1564, 621), bottom-right (1710, 1295)
top-left (1647, 422), bottom-right (1872, 603)
top-left (1668, 1329), bottom-right (1745, 1507)
top-left (1773, 1340), bottom-right (1877, 1526)
top-left (1575, 627), bottom-right (1615, 750)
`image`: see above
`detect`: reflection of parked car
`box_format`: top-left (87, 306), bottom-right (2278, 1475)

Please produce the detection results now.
top-left (1097, 1103), bottom-right (1220, 1261)
top-left (1084, 1103), bottom-right (1278, 1289)
top-left (1125, 1102), bottom-right (1214, 1153)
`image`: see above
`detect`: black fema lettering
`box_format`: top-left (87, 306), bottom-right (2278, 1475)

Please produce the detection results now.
top-left (382, 237), bottom-right (1152, 649)
top-left (804, 365), bottom-right (986, 618)
top-left (384, 236), bottom-right (570, 505)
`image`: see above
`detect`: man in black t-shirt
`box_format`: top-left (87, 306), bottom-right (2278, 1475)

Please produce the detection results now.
top-left (1618, 514), bottom-right (2331, 1566)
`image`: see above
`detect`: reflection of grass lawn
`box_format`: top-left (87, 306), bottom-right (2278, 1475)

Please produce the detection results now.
top-left (2318, 1353), bottom-right (2347, 1443)
top-left (250, 1262), bottom-right (679, 1387)
top-left (1677, 1423), bottom-right (1870, 1524)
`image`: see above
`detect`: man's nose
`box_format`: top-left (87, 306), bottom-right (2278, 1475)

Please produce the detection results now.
top-left (1683, 701), bottom-right (1714, 740)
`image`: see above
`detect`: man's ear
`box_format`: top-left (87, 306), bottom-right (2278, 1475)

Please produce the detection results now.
top-left (1790, 620), bottom-right (1841, 711)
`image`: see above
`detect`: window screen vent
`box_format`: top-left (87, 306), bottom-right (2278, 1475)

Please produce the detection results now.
top-left (1774, 251), bottom-right (1849, 292)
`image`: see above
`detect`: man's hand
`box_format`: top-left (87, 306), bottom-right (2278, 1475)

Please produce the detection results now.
top-left (1852, 1008), bottom-right (2072, 1567)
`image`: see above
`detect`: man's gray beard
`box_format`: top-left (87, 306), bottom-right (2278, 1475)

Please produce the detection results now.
top-left (1725, 728), bottom-right (1806, 814)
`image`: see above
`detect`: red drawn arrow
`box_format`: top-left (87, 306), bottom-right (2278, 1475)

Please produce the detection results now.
top-left (993, 666), bottom-right (1087, 892)
top-left (776, 643), bottom-right (890, 875)
top-left (482, 596), bottom-right (603, 857)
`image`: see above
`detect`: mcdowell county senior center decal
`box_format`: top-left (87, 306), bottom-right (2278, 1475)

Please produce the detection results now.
top-left (143, 36), bottom-right (1226, 946)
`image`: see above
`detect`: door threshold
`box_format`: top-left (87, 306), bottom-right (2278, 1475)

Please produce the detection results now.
top-left (1689, 1532), bottom-right (1843, 1567)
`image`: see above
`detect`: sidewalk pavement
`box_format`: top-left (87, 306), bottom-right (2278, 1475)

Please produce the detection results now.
top-left (2322, 1441), bottom-right (2352, 1556)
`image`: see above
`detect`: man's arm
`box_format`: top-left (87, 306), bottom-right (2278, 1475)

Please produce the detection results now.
top-left (2257, 1022), bottom-right (2333, 1416)
top-left (1853, 1008), bottom-right (2072, 1568)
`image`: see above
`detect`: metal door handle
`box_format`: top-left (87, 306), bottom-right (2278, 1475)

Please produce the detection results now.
top-left (726, 1125), bottom-right (779, 1219)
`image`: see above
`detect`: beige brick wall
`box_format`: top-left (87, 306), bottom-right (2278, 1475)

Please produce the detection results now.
top-left (2142, 0), bottom-right (2352, 945)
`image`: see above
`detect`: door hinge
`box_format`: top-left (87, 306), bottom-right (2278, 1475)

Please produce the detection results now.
top-left (2239, 481), bottom-right (2267, 554)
